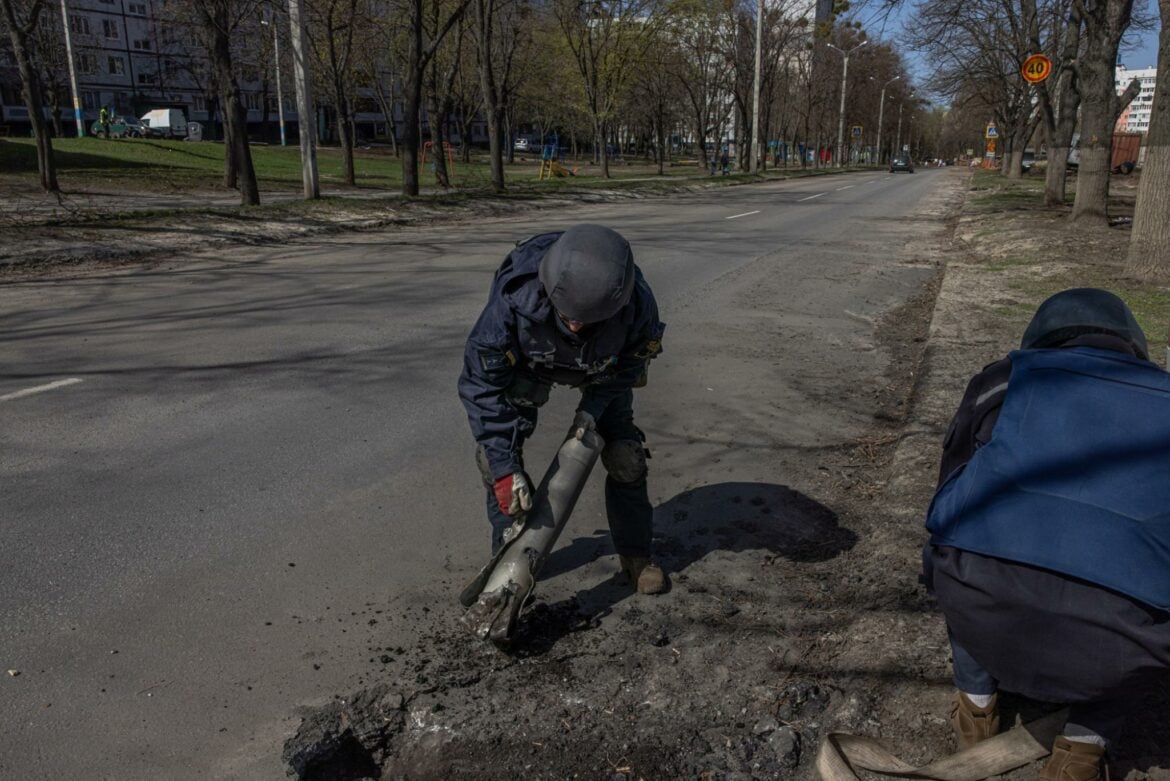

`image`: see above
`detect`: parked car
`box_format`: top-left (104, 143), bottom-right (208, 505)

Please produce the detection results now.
top-left (513, 137), bottom-right (530, 153)
top-left (889, 155), bottom-right (915, 173)
top-left (1021, 149), bottom-right (1036, 173)
top-left (89, 116), bottom-right (146, 138)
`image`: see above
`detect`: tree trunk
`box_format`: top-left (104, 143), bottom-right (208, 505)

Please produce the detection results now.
top-left (335, 83), bottom-right (355, 185)
top-left (1, 0), bottom-right (58, 192)
top-left (598, 119), bottom-right (610, 177)
top-left (1124, 0), bottom-right (1170, 280)
top-left (206, 6), bottom-right (259, 205)
top-left (656, 115), bottom-right (665, 176)
top-left (474, 0), bottom-right (504, 192)
top-left (402, 0), bottom-right (424, 196)
top-left (1070, 0), bottom-right (1136, 225)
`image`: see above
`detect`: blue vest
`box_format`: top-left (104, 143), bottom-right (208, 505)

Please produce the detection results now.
top-left (927, 347), bottom-right (1170, 610)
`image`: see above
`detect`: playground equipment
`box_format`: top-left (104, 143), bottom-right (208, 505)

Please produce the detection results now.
top-left (537, 135), bottom-right (579, 180)
top-left (420, 141), bottom-right (455, 182)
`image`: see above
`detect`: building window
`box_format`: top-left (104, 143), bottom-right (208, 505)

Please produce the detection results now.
top-left (78, 53), bottom-right (97, 75)
top-left (138, 72), bottom-right (158, 85)
top-left (82, 91), bottom-right (98, 110)
top-left (102, 19), bottom-right (120, 39)
top-left (69, 15), bottom-right (90, 35)
top-left (128, 2), bottom-right (147, 14)
top-left (245, 93), bottom-right (260, 110)
top-left (132, 39), bottom-right (152, 51)
top-left (108, 56), bottom-right (125, 75)
top-left (194, 95), bottom-right (206, 111)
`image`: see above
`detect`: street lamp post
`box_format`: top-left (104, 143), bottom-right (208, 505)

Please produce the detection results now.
top-left (871, 75), bottom-right (900, 166)
top-left (59, 0), bottom-right (84, 137)
top-left (826, 38), bottom-right (867, 168)
top-left (261, 13), bottom-right (287, 147)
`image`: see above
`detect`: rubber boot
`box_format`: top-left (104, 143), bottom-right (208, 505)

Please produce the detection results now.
top-left (950, 691), bottom-right (1000, 750)
top-left (620, 556), bottom-right (666, 594)
top-left (1039, 737), bottom-right (1107, 781)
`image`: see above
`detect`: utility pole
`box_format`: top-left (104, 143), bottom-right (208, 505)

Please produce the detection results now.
top-left (826, 39), bottom-right (867, 168)
top-left (59, 0), bottom-right (83, 137)
top-left (749, 0), bottom-right (763, 173)
top-left (261, 11), bottom-right (287, 147)
top-left (287, 0), bottom-right (319, 198)
top-left (872, 75), bottom-right (899, 166)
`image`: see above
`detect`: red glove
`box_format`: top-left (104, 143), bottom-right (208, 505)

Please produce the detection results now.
top-left (493, 472), bottom-right (534, 516)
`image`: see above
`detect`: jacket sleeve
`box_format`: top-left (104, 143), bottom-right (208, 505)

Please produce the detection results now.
top-left (936, 356), bottom-right (1012, 486)
top-left (457, 289), bottom-right (525, 481)
top-left (578, 277), bottom-right (665, 420)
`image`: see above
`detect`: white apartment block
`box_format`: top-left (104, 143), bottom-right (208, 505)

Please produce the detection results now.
top-left (1115, 65), bottom-right (1157, 134)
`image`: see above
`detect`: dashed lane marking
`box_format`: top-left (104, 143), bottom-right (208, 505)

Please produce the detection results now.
top-left (798, 192), bottom-right (827, 201)
top-left (726, 210), bottom-right (761, 220)
top-left (0, 378), bottom-right (84, 403)
top-left (836, 185), bottom-right (854, 191)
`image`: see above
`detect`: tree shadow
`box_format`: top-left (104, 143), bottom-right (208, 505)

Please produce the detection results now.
top-left (510, 481), bottom-right (858, 655)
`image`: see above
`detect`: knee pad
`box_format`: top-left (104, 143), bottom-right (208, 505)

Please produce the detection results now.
top-left (602, 439), bottom-right (647, 484)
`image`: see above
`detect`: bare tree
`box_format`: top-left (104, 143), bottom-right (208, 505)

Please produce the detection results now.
top-left (1124, 0), bottom-right (1170, 279)
top-left (401, 0), bottom-right (470, 196)
top-left (665, 0), bottom-right (734, 172)
top-left (191, 0), bottom-right (261, 205)
top-left (307, 0), bottom-right (361, 185)
top-left (1, 0), bottom-right (57, 192)
top-left (554, 0), bottom-right (662, 178)
top-left (473, 0), bottom-right (529, 192)
top-left (424, 3), bottom-right (465, 187)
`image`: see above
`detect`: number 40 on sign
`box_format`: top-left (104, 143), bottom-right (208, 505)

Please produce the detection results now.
top-left (1022, 54), bottom-right (1053, 84)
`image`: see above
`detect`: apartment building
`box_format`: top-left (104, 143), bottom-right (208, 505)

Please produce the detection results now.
top-left (0, 0), bottom-right (292, 136)
top-left (1115, 64), bottom-right (1157, 134)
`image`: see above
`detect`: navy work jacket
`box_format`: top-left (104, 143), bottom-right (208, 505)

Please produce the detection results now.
top-left (458, 232), bottom-right (664, 480)
top-left (927, 347), bottom-right (1170, 610)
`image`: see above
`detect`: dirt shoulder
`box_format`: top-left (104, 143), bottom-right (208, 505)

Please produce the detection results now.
top-left (0, 166), bottom-right (866, 279)
top-left (277, 170), bottom-right (1170, 781)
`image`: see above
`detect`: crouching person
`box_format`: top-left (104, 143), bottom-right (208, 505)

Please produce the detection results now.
top-left (458, 224), bottom-right (667, 594)
top-left (924, 288), bottom-right (1170, 780)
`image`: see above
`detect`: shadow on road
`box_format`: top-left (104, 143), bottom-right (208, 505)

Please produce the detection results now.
top-left (511, 481), bottom-right (858, 655)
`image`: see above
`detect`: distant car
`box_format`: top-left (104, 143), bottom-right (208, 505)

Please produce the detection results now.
top-left (513, 137), bottom-right (530, 153)
top-left (889, 155), bottom-right (915, 173)
top-left (89, 116), bottom-right (145, 138)
top-left (1021, 149), bottom-right (1036, 173)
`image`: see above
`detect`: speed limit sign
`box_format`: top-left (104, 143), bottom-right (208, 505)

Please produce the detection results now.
top-left (1022, 54), bottom-right (1053, 83)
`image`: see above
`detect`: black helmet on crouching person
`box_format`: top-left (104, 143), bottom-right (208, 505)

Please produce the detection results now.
top-left (1020, 287), bottom-right (1149, 360)
top-left (539, 224), bottom-right (635, 325)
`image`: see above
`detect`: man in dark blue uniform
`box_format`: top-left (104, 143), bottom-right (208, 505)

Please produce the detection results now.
top-left (925, 289), bottom-right (1170, 781)
top-left (458, 224), bottom-right (667, 594)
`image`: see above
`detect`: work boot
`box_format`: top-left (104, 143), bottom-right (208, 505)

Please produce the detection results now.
top-left (620, 556), bottom-right (666, 595)
top-left (1039, 737), bottom-right (1107, 781)
top-left (949, 691), bottom-right (1000, 750)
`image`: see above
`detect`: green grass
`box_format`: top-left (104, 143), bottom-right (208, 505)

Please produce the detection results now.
top-left (0, 136), bottom-right (406, 189)
top-left (0, 136), bottom-right (880, 195)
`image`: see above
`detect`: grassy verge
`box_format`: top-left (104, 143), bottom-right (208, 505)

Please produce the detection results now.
top-left (961, 169), bottom-right (1169, 361)
top-left (0, 136), bottom-right (878, 196)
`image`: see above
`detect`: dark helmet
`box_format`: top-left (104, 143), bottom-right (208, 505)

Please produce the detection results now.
top-left (539, 224), bottom-right (635, 324)
top-left (1021, 288), bottom-right (1148, 359)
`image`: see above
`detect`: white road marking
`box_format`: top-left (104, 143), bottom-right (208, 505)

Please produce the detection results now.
top-left (0, 378), bottom-right (83, 403)
top-left (798, 192), bottom-right (826, 202)
top-left (726, 210), bottom-right (761, 220)
top-left (836, 185), bottom-right (854, 191)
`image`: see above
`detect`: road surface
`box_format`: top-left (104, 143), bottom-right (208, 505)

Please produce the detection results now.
top-left (1, 168), bottom-right (953, 778)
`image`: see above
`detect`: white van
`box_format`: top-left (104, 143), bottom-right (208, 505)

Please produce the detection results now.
top-left (140, 108), bottom-right (188, 139)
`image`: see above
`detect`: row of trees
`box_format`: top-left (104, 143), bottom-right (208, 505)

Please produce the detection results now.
top-left (905, 0), bottom-right (1168, 278)
top-left (3, 0), bottom-right (937, 201)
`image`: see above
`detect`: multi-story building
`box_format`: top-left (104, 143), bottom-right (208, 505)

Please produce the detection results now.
top-left (1, 0), bottom-right (293, 137)
top-left (1115, 64), bottom-right (1157, 134)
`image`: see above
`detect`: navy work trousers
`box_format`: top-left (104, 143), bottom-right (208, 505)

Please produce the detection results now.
top-left (482, 389), bottom-right (652, 557)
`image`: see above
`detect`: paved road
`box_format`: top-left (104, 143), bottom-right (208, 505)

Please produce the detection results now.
top-left (0, 168), bottom-right (951, 778)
